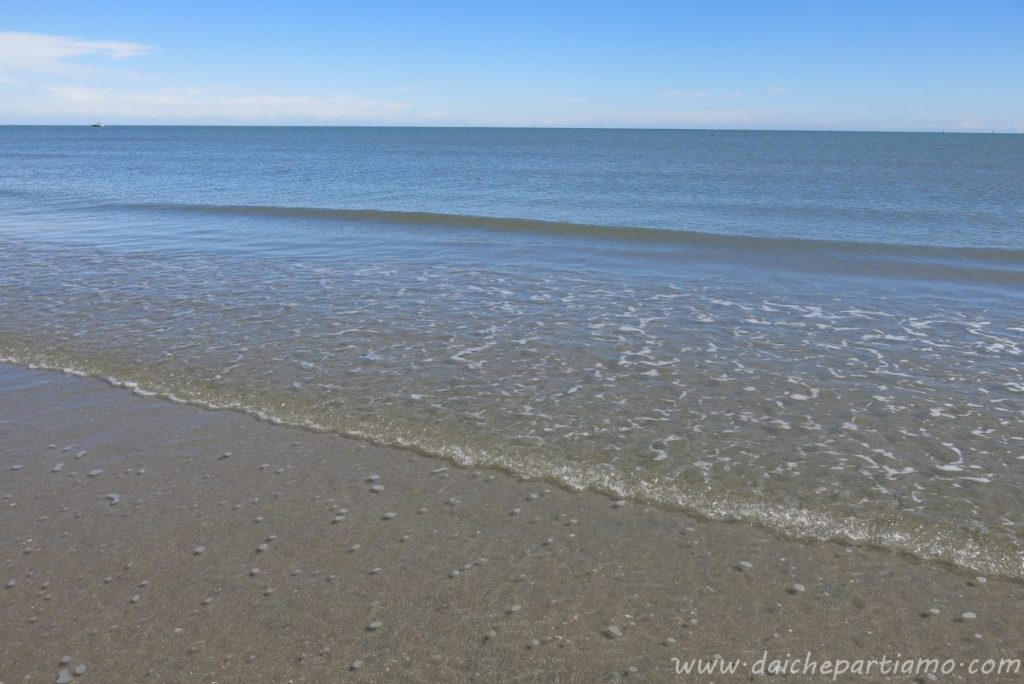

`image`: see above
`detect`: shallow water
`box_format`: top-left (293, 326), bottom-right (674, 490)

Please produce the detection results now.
top-left (1, 126), bottom-right (1022, 576)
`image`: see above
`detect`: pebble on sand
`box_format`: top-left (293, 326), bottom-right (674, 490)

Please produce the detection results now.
top-left (370, 484), bottom-right (385, 493)
top-left (962, 611), bottom-right (978, 620)
top-left (105, 493), bottom-right (121, 505)
top-left (73, 664), bottom-right (87, 675)
top-left (60, 656), bottom-right (72, 665)
top-left (257, 543), bottom-right (269, 553)
top-left (87, 469), bottom-right (103, 477)
top-left (605, 625), bottom-right (623, 638)
top-left (52, 463), bottom-right (64, 473)
top-left (55, 671), bottom-right (73, 684)
top-left (367, 621), bottom-right (383, 631)
top-left (350, 660), bottom-right (364, 670)
top-left (790, 583), bottom-right (806, 593)
top-left (382, 512), bottom-right (396, 520)
top-left (612, 500), bottom-right (626, 509)
top-left (193, 546), bottom-right (206, 555)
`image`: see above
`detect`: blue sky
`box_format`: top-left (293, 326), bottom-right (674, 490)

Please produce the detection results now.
top-left (1, 1), bottom-right (1021, 130)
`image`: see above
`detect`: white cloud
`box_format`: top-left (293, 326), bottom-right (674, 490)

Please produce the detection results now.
top-left (41, 85), bottom-right (412, 122)
top-left (0, 32), bottom-right (412, 123)
top-left (0, 32), bottom-right (152, 80)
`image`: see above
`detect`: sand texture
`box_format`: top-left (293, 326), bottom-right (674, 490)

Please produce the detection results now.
top-left (1, 364), bottom-right (1022, 683)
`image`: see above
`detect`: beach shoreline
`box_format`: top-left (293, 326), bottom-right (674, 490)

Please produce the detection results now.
top-left (1, 363), bottom-right (1022, 682)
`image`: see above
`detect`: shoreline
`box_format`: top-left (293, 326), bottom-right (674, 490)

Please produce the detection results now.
top-left (2, 363), bottom-right (1022, 682)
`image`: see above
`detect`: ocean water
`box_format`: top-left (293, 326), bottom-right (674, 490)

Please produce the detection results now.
top-left (2, 126), bottom-right (1023, 577)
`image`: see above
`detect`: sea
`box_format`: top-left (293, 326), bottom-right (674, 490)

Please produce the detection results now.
top-left (1, 126), bottom-right (1022, 577)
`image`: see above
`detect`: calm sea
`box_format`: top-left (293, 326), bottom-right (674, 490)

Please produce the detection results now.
top-left (2, 126), bottom-right (1022, 576)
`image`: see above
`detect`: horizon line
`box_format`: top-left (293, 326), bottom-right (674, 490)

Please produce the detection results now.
top-left (0, 123), bottom-right (1018, 135)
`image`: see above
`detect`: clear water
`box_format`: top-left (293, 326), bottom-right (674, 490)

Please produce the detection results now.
top-left (2, 126), bottom-right (1023, 577)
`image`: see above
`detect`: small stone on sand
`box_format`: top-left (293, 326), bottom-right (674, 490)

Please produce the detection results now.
top-left (790, 583), bottom-right (806, 593)
top-left (367, 621), bottom-right (383, 631)
top-left (87, 469), bottom-right (103, 477)
top-left (962, 611), bottom-right (978, 620)
top-left (507, 604), bottom-right (522, 614)
top-left (73, 664), bottom-right (87, 675)
top-left (605, 625), bottom-right (623, 638)
top-left (56, 671), bottom-right (73, 684)
top-left (105, 493), bottom-right (121, 505)
top-left (382, 512), bottom-right (396, 520)
top-left (60, 656), bottom-right (72, 665)
top-left (350, 660), bottom-right (364, 670)
top-left (370, 484), bottom-right (385, 493)
top-left (366, 474), bottom-right (381, 482)
top-left (612, 500), bottom-right (626, 508)
top-left (257, 543), bottom-right (269, 553)
top-left (52, 463), bottom-right (64, 472)
top-left (130, 594), bottom-right (140, 604)
top-left (193, 546), bottom-right (206, 555)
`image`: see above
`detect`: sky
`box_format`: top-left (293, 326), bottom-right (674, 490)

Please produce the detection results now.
top-left (1, 1), bottom-right (1022, 131)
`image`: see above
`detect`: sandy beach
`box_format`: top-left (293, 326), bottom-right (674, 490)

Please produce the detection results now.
top-left (1, 363), bottom-right (1022, 682)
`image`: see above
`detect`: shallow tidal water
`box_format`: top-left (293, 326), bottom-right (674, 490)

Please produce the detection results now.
top-left (1, 126), bottom-right (1022, 577)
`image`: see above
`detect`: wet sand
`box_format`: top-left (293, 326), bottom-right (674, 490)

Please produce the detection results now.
top-left (1, 363), bottom-right (1022, 683)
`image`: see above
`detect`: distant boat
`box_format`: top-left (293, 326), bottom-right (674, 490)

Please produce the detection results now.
top-left (91, 123), bottom-right (104, 128)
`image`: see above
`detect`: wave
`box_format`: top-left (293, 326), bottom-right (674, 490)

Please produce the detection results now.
top-left (3, 348), bottom-right (1023, 581)
top-left (105, 200), bottom-right (1024, 288)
